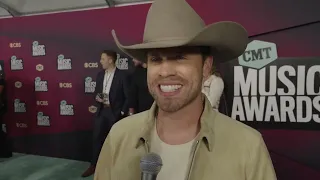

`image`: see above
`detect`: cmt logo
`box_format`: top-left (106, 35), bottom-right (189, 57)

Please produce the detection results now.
top-left (10, 55), bottom-right (23, 70)
top-left (116, 53), bottom-right (129, 70)
top-left (84, 62), bottom-right (99, 68)
top-left (32, 41), bottom-right (46, 56)
top-left (238, 40), bottom-right (278, 69)
top-left (34, 77), bottom-right (48, 92)
top-left (37, 112), bottom-right (50, 126)
top-left (9, 42), bottom-right (21, 48)
top-left (14, 99), bottom-right (26, 113)
top-left (37, 101), bottom-right (48, 106)
top-left (60, 100), bottom-right (74, 116)
top-left (59, 83), bottom-right (72, 88)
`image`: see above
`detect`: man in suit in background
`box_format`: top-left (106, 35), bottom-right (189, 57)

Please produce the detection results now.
top-left (81, 50), bottom-right (129, 177)
top-left (128, 59), bottom-right (153, 115)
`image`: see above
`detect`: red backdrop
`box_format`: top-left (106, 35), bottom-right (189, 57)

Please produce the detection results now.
top-left (0, 0), bottom-right (319, 179)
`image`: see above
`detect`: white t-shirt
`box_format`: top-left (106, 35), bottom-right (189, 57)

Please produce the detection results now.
top-left (103, 68), bottom-right (116, 95)
top-left (150, 125), bottom-right (195, 180)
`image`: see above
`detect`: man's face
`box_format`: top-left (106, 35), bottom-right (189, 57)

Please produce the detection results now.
top-left (100, 53), bottom-right (111, 70)
top-left (147, 47), bottom-right (212, 112)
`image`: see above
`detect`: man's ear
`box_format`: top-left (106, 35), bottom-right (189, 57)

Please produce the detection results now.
top-left (203, 56), bottom-right (213, 78)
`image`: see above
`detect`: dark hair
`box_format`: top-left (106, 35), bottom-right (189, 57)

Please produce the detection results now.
top-left (197, 46), bottom-right (211, 61)
top-left (101, 50), bottom-right (117, 63)
top-left (210, 57), bottom-right (223, 77)
top-left (197, 46), bottom-right (222, 77)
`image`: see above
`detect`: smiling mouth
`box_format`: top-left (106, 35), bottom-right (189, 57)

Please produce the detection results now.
top-left (159, 84), bottom-right (182, 93)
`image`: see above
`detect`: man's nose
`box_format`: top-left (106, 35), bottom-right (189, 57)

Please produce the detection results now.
top-left (158, 60), bottom-right (176, 77)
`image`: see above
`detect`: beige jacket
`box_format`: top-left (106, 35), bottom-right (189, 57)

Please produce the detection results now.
top-left (94, 98), bottom-right (277, 180)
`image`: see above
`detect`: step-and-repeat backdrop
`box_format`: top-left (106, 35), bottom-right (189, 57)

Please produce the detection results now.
top-left (0, 0), bottom-right (320, 179)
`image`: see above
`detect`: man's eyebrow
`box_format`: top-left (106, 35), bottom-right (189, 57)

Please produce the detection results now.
top-left (147, 51), bottom-right (161, 57)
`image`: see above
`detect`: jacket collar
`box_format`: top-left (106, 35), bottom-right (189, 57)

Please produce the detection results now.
top-left (136, 97), bottom-right (217, 152)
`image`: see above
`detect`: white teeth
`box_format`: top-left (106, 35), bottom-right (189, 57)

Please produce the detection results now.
top-left (160, 85), bottom-right (182, 92)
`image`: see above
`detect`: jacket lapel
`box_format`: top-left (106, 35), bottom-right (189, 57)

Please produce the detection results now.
top-left (109, 69), bottom-right (119, 102)
top-left (98, 71), bottom-right (105, 94)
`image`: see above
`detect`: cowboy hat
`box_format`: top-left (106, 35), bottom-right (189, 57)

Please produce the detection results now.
top-left (112, 0), bottom-right (248, 62)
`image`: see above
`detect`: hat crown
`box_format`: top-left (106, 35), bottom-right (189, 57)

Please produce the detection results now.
top-left (143, 0), bottom-right (205, 43)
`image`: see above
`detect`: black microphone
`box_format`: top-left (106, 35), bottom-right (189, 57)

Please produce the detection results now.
top-left (140, 152), bottom-right (163, 180)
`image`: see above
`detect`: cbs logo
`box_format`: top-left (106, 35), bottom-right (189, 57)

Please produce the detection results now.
top-left (36, 101), bottom-right (48, 106)
top-left (59, 83), bottom-right (72, 88)
top-left (9, 43), bottom-right (22, 48)
top-left (16, 123), bottom-right (27, 128)
top-left (84, 62), bottom-right (98, 68)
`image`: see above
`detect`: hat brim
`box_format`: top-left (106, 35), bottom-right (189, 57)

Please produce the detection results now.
top-left (112, 21), bottom-right (248, 62)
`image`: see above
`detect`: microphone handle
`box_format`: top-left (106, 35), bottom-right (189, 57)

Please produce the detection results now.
top-left (141, 172), bottom-right (157, 180)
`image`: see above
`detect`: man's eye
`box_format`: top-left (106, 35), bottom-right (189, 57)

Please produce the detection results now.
top-left (150, 56), bottom-right (161, 62)
top-left (174, 55), bottom-right (186, 60)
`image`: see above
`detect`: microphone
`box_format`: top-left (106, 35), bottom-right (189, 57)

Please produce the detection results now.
top-left (140, 152), bottom-right (163, 180)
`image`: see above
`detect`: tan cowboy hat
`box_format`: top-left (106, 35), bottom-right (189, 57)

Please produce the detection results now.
top-left (112, 0), bottom-right (248, 62)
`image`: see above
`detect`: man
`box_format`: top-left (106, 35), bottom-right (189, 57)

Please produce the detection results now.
top-left (81, 50), bottom-right (129, 177)
top-left (94, 0), bottom-right (277, 180)
top-left (128, 59), bottom-right (153, 115)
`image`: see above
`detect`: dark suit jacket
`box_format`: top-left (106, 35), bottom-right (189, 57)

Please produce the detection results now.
top-left (128, 66), bottom-right (154, 113)
top-left (94, 68), bottom-right (129, 121)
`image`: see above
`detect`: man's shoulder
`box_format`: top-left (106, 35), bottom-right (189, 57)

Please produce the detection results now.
top-left (116, 68), bottom-right (127, 74)
top-left (213, 112), bottom-right (262, 143)
top-left (108, 111), bottom-right (149, 140)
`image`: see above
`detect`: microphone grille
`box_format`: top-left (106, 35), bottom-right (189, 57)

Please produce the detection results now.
top-left (140, 152), bottom-right (163, 174)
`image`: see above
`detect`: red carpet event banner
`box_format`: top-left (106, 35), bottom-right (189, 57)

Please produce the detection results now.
top-left (4, 39), bottom-right (130, 135)
top-left (0, 0), bottom-right (320, 179)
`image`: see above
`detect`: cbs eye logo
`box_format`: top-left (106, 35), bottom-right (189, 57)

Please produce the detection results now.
top-left (59, 83), bottom-right (72, 88)
top-left (84, 62), bottom-right (98, 68)
top-left (9, 43), bottom-right (21, 48)
top-left (36, 101), bottom-right (48, 106)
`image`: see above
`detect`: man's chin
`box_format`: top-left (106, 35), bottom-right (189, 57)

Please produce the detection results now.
top-left (155, 93), bottom-right (200, 113)
top-left (156, 101), bottom-right (184, 113)
top-left (158, 106), bottom-right (181, 113)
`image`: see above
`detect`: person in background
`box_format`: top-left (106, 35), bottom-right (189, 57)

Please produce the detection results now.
top-left (202, 64), bottom-right (224, 111)
top-left (128, 59), bottom-right (154, 115)
top-left (0, 67), bottom-right (11, 158)
top-left (81, 50), bottom-right (129, 177)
